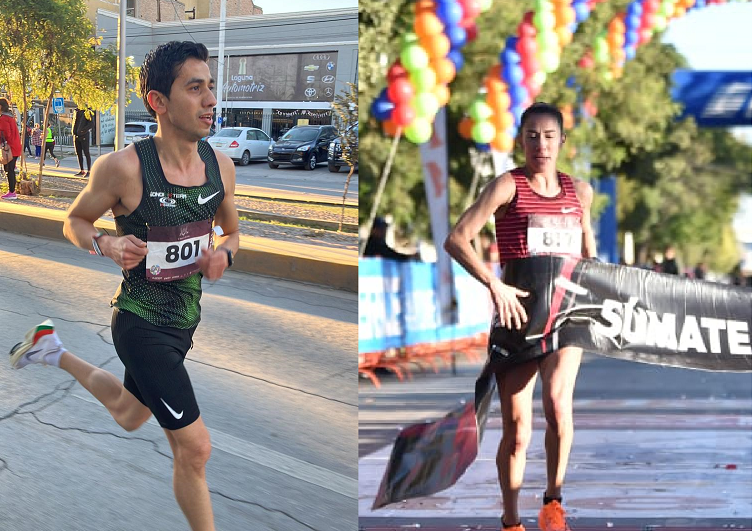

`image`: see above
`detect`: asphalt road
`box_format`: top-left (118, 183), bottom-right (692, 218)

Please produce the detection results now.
top-left (358, 354), bottom-right (752, 528)
top-left (0, 231), bottom-right (357, 531)
top-left (54, 146), bottom-right (358, 201)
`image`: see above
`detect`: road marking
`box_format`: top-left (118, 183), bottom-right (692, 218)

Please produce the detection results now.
top-left (72, 392), bottom-right (356, 499)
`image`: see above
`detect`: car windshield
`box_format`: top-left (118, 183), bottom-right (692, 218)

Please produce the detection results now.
top-left (281, 129), bottom-right (317, 142)
top-left (215, 129), bottom-right (242, 138)
top-left (125, 124), bottom-right (149, 133)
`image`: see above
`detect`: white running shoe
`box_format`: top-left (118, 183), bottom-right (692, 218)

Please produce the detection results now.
top-left (9, 320), bottom-right (65, 369)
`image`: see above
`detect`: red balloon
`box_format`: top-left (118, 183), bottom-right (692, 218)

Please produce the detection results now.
top-left (578, 53), bottom-right (595, 69)
top-left (517, 36), bottom-right (538, 62)
top-left (521, 54), bottom-right (539, 78)
top-left (638, 27), bottom-right (652, 45)
top-left (522, 10), bottom-right (534, 25)
top-left (387, 78), bottom-right (414, 104)
top-left (523, 76), bottom-right (542, 98)
top-left (464, 22), bottom-right (478, 42)
top-left (518, 21), bottom-right (536, 38)
top-left (391, 103), bottom-right (416, 127)
top-left (458, 0), bottom-right (481, 20)
top-left (387, 61), bottom-right (409, 84)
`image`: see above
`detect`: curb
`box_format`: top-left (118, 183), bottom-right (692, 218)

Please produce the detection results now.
top-left (0, 205), bottom-right (357, 292)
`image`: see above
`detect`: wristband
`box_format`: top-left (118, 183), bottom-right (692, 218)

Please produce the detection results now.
top-left (219, 247), bottom-right (233, 268)
top-left (91, 230), bottom-right (106, 257)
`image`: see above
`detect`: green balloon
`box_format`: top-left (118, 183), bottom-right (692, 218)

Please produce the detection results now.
top-left (405, 118), bottom-right (433, 144)
top-left (479, 0), bottom-right (493, 11)
top-left (540, 50), bottom-right (560, 73)
top-left (600, 70), bottom-right (613, 83)
top-left (533, 70), bottom-right (547, 87)
top-left (471, 121), bottom-right (496, 144)
top-left (400, 44), bottom-right (429, 72)
top-left (534, 0), bottom-right (551, 13)
top-left (413, 92), bottom-right (440, 119)
top-left (410, 68), bottom-right (437, 92)
top-left (401, 32), bottom-right (419, 48)
top-left (653, 13), bottom-right (667, 31)
top-left (594, 37), bottom-right (609, 64)
top-left (469, 99), bottom-right (493, 122)
top-left (536, 30), bottom-right (559, 52)
top-left (534, 9), bottom-right (556, 31)
top-left (659, 1), bottom-right (674, 18)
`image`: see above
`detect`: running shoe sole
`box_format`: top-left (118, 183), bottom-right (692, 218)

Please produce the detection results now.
top-left (9, 319), bottom-right (56, 368)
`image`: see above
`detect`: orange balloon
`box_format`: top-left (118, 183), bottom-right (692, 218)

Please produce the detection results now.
top-left (608, 31), bottom-right (625, 50)
top-left (609, 16), bottom-right (625, 34)
top-left (431, 57), bottom-right (456, 84)
top-left (485, 76), bottom-right (507, 95)
top-left (421, 33), bottom-right (451, 59)
top-left (491, 133), bottom-right (514, 153)
top-left (414, 0), bottom-right (435, 15)
top-left (561, 105), bottom-right (574, 130)
top-left (487, 89), bottom-right (511, 111)
top-left (382, 119), bottom-right (400, 137)
top-left (459, 117), bottom-right (474, 140)
top-left (673, 5), bottom-right (686, 18)
top-left (611, 65), bottom-right (623, 79)
top-left (610, 47), bottom-right (626, 64)
top-left (555, 5), bottom-right (576, 26)
top-left (414, 12), bottom-right (444, 38)
top-left (487, 64), bottom-right (503, 81)
top-left (556, 26), bottom-right (573, 47)
top-left (491, 110), bottom-right (513, 133)
top-left (433, 84), bottom-right (450, 107)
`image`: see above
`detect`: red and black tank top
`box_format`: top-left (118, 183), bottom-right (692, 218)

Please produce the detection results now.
top-left (495, 167), bottom-right (583, 265)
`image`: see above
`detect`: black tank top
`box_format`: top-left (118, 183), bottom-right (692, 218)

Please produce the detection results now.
top-left (111, 137), bottom-right (225, 328)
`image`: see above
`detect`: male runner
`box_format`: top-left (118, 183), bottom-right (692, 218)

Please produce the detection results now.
top-left (445, 102), bottom-right (597, 531)
top-left (9, 41), bottom-right (239, 531)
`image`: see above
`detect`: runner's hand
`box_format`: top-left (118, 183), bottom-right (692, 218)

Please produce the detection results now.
top-left (196, 247), bottom-right (228, 281)
top-left (489, 277), bottom-right (529, 330)
top-left (102, 234), bottom-right (148, 270)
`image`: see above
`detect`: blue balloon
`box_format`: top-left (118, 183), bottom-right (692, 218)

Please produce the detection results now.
top-left (626, 0), bottom-right (643, 18)
top-left (447, 49), bottom-right (464, 71)
top-left (506, 36), bottom-right (519, 54)
top-left (510, 105), bottom-right (524, 127)
top-left (435, 1), bottom-right (463, 26)
top-left (624, 30), bottom-right (639, 47)
top-left (625, 13), bottom-right (642, 32)
top-left (371, 95), bottom-right (394, 122)
top-left (509, 83), bottom-right (528, 108)
top-left (501, 47), bottom-right (520, 66)
top-left (502, 64), bottom-right (524, 87)
top-left (569, 22), bottom-right (579, 33)
top-left (695, 0), bottom-right (706, 7)
top-left (445, 24), bottom-right (467, 48)
top-left (475, 143), bottom-right (491, 152)
top-left (565, 75), bottom-right (577, 88)
top-left (573, 0), bottom-right (589, 23)
top-left (625, 46), bottom-right (637, 61)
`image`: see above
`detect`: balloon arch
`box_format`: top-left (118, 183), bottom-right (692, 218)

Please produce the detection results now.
top-left (370, 0), bottom-right (750, 150)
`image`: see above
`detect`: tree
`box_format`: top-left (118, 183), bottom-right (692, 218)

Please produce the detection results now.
top-left (331, 82), bottom-right (358, 231)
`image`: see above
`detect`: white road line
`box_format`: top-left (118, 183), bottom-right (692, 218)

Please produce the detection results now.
top-left (71, 392), bottom-right (356, 499)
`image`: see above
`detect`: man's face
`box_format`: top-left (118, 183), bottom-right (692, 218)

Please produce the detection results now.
top-left (160, 57), bottom-right (217, 141)
top-left (519, 113), bottom-right (563, 173)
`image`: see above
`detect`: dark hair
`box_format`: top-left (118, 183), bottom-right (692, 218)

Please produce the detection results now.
top-left (140, 41), bottom-right (210, 118)
top-left (520, 102), bottom-right (564, 135)
top-left (0, 98), bottom-right (9, 112)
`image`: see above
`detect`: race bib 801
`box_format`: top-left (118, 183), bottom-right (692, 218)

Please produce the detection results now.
top-left (527, 214), bottom-right (582, 256)
top-left (146, 219), bottom-right (213, 282)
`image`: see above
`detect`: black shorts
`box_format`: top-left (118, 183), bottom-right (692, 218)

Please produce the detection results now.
top-left (111, 309), bottom-right (200, 430)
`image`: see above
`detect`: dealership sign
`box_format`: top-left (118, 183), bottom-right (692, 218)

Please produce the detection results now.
top-left (209, 52), bottom-right (338, 103)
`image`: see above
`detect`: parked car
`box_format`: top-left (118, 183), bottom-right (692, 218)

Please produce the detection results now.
top-left (124, 121), bottom-right (158, 146)
top-left (206, 127), bottom-right (272, 165)
top-left (267, 125), bottom-right (337, 171)
top-left (328, 122), bottom-right (358, 173)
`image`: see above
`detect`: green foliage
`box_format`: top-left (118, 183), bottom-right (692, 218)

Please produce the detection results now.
top-left (331, 82), bottom-right (358, 168)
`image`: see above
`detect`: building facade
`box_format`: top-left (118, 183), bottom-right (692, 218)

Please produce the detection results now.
top-left (96, 8), bottom-right (357, 142)
top-left (86, 0), bottom-right (261, 25)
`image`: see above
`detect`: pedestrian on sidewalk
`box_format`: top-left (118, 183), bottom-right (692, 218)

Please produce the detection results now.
top-left (9, 41), bottom-right (239, 531)
top-left (73, 107), bottom-right (93, 176)
top-left (444, 102), bottom-right (598, 531)
top-left (44, 124), bottom-right (60, 167)
top-left (24, 121), bottom-right (33, 157)
top-left (0, 97), bottom-right (22, 200)
top-left (31, 123), bottom-right (42, 158)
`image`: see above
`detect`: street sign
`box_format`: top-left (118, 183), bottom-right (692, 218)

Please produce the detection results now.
top-left (217, 116), bottom-right (222, 124)
top-left (52, 97), bottom-right (65, 114)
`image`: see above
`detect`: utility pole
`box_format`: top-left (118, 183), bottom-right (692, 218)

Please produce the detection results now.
top-left (157, 0), bottom-right (161, 22)
top-left (116, 0), bottom-right (127, 150)
top-left (215, 0), bottom-right (226, 133)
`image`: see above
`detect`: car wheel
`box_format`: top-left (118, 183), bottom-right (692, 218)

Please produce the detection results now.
top-left (240, 151), bottom-right (251, 166)
top-left (305, 154), bottom-right (317, 171)
top-left (268, 161), bottom-right (279, 169)
top-left (328, 162), bottom-right (340, 173)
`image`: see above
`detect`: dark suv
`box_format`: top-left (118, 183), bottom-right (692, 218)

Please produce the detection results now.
top-left (267, 125), bottom-right (337, 171)
top-left (328, 122), bottom-right (358, 173)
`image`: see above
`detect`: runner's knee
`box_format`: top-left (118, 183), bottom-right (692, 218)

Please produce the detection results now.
top-left (501, 419), bottom-right (533, 453)
top-left (175, 432), bottom-right (212, 471)
top-left (542, 399), bottom-right (574, 434)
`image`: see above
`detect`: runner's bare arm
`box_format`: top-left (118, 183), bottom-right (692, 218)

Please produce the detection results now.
top-left (63, 149), bottom-right (148, 270)
top-left (574, 179), bottom-right (598, 258)
top-left (444, 173), bottom-right (530, 329)
top-left (196, 150), bottom-right (239, 280)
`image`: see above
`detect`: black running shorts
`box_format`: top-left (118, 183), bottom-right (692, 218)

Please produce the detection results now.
top-left (111, 308), bottom-right (200, 430)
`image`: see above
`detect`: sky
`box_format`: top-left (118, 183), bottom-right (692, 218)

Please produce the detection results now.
top-left (256, 0), bottom-right (357, 15)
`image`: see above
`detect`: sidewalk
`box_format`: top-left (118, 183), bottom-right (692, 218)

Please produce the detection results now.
top-left (4, 148), bottom-right (357, 292)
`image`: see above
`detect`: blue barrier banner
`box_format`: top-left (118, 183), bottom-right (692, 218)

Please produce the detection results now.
top-left (671, 70), bottom-right (752, 127)
top-left (358, 258), bottom-right (491, 353)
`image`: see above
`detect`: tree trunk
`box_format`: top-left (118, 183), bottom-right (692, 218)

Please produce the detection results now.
top-left (38, 89), bottom-right (55, 189)
top-left (338, 164), bottom-right (355, 232)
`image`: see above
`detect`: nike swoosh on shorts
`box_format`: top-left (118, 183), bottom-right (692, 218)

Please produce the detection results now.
top-left (160, 398), bottom-right (184, 419)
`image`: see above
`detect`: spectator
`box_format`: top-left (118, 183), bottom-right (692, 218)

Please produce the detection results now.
top-left (31, 123), bottom-right (43, 158)
top-left (44, 124), bottom-right (60, 167)
top-left (72, 108), bottom-right (94, 177)
top-left (0, 98), bottom-right (22, 200)
top-left (662, 246), bottom-right (679, 275)
top-left (694, 262), bottom-right (707, 281)
top-left (24, 122), bottom-right (33, 157)
top-left (364, 216), bottom-right (417, 261)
